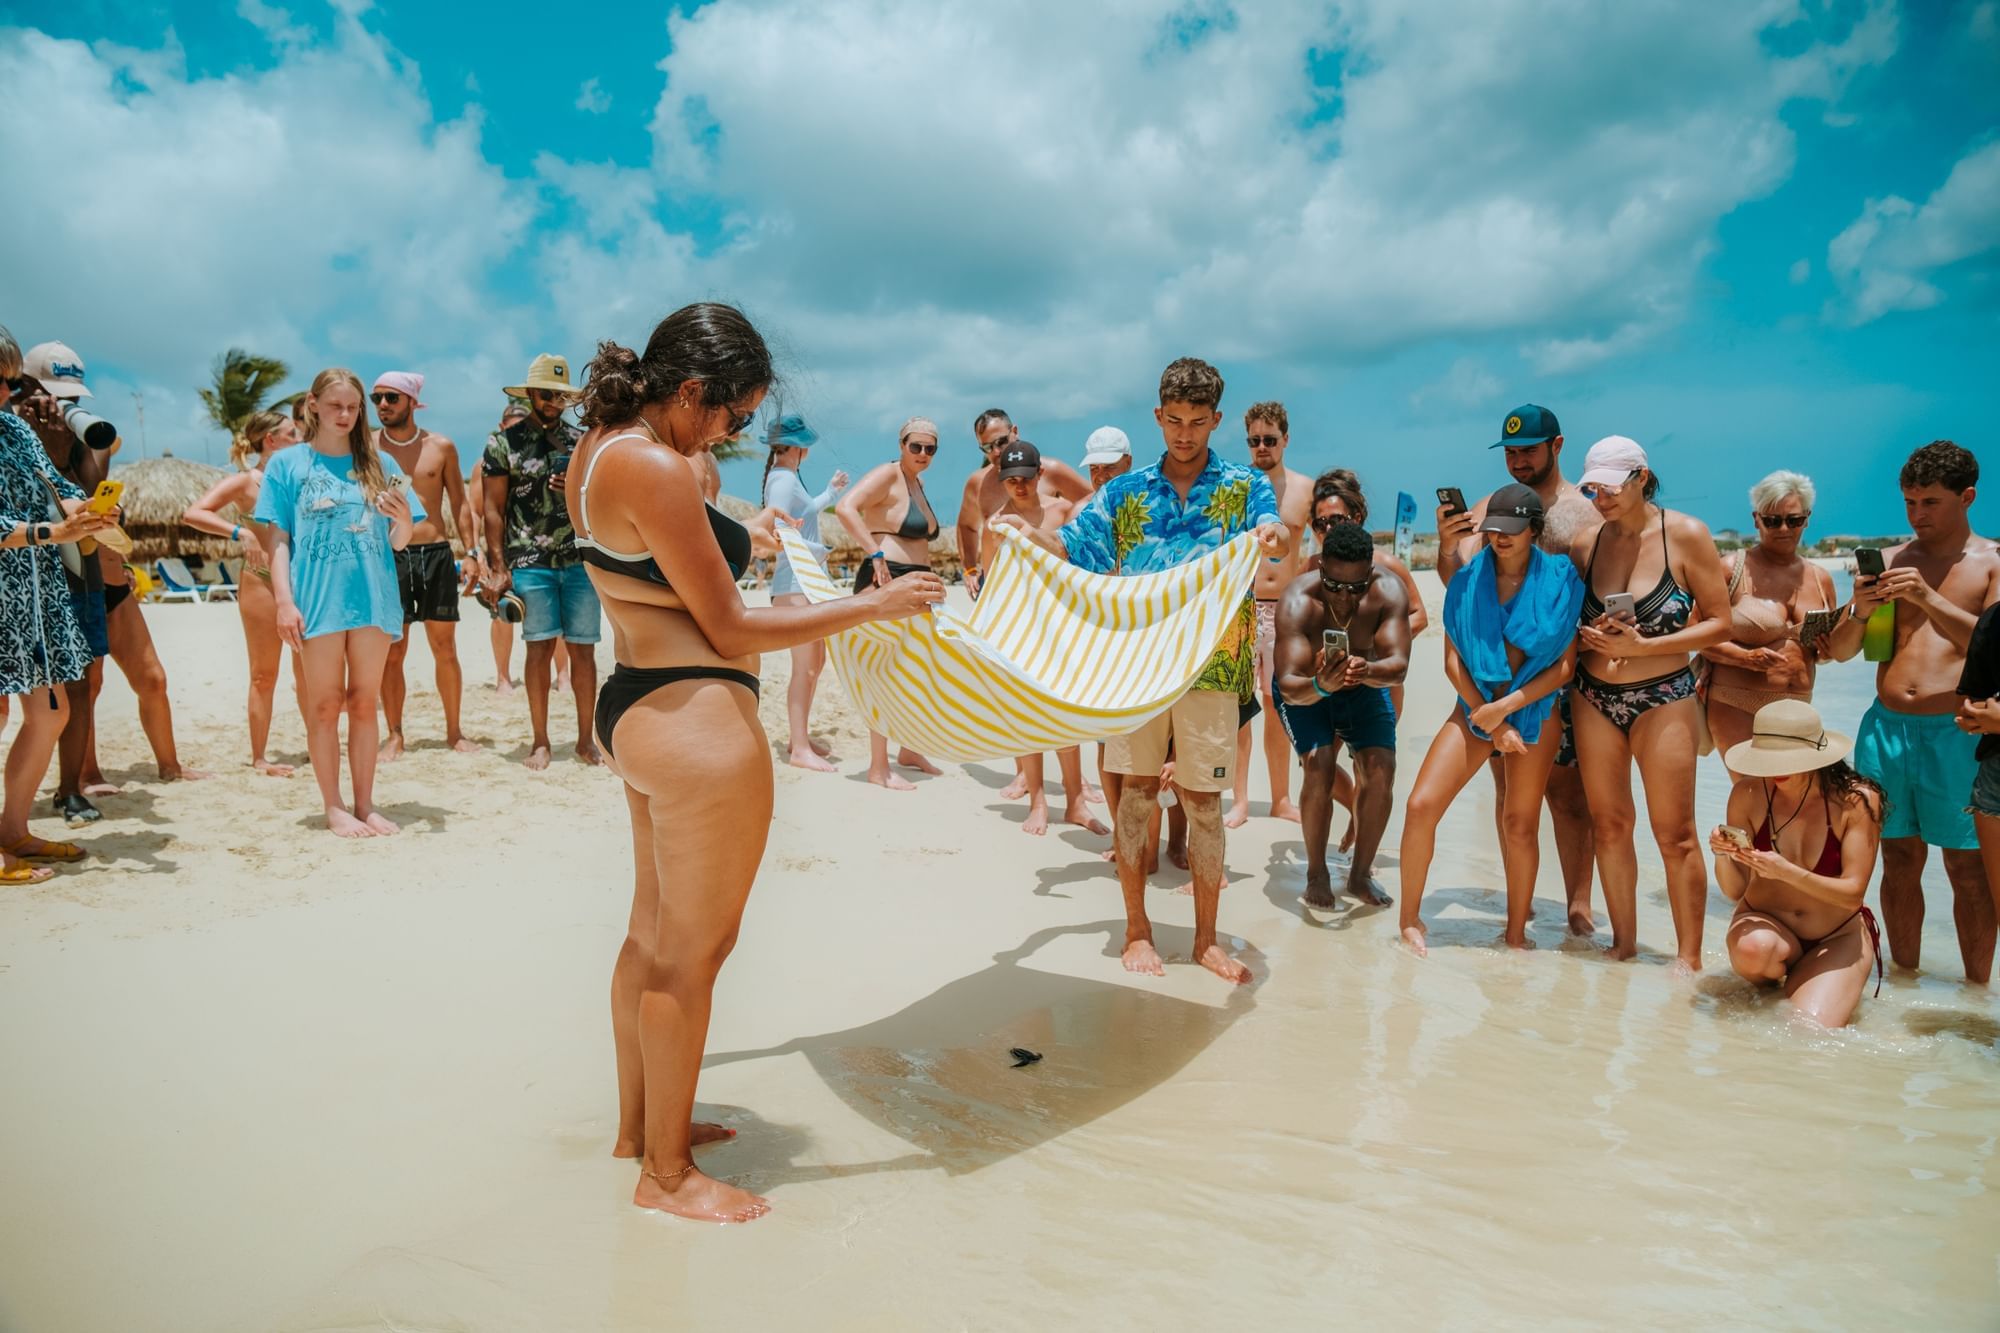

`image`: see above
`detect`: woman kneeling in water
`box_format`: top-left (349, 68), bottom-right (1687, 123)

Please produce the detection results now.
top-left (1713, 700), bottom-right (1885, 1027)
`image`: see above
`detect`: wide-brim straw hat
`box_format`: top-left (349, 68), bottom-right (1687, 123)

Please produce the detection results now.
top-left (505, 353), bottom-right (578, 397)
top-left (1724, 699), bottom-right (1853, 777)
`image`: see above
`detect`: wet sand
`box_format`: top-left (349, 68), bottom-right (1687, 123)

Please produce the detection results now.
top-left (1, 580), bottom-right (1996, 1331)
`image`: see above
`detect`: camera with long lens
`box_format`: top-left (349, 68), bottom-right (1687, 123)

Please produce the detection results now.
top-left (59, 401), bottom-right (117, 450)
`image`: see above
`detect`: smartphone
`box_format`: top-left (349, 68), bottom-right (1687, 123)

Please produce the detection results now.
top-left (1800, 608), bottom-right (1840, 654)
top-left (1436, 486), bottom-right (1466, 516)
top-left (1718, 825), bottom-right (1753, 850)
top-left (86, 479), bottom-right (123, 515)
top-left (1853, 547), bottom-right (1885, 579)
top-left (1601, 591), bottom-right (1637, 620)
top-left (1323, 628), bottom-right (1350, 658)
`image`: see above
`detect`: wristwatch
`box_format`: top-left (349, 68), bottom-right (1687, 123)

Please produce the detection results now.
top-left (29, 522), bottom-right (51, 545)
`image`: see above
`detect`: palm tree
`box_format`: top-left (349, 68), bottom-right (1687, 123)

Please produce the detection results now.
top-left (198, 349), bottom-right (290, 440)
top-left (711, 431), bottom-right (756, 462)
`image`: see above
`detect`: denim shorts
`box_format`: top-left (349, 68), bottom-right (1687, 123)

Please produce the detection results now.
top-left (1971, 754), bottom-right (2000, 821)
top-left (513, 565), bottom-right (601, 644)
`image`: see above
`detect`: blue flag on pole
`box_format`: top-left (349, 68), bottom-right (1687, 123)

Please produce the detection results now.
top-left (1394, 491), bottom-right (1416, 565)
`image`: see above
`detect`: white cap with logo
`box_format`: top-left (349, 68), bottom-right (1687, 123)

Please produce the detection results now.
top-left (25, 341), bottom-right (91, 399)
top-left (1080, 426), bottom-right (1131, 467)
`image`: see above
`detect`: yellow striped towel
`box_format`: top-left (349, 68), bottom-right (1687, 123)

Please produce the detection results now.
top-left (779, 525), bottom-right (1263, 761)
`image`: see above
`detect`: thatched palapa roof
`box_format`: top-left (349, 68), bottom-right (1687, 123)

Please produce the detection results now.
top-left (112, 456), bottom-right (235, 562)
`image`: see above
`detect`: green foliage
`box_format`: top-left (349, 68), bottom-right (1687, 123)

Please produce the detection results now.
top-left (198, 349), bottom-right (290, 440)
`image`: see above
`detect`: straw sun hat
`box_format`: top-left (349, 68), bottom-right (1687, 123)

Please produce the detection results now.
top-left (1723, 699), bottom-right (1854, 778)
top-left (505, 353), bottom-right (578, 397)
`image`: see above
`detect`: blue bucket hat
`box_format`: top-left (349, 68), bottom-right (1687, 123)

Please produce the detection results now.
top-left (765, 414), bottom-right (819, 449)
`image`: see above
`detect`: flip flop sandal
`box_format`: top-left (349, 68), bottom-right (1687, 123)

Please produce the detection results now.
top-left (53, 794), bottom-right (102, 826)
top-left (1, 862), bottom-right (55, 885)
top-left (4, 837), bottom-right (86, 864)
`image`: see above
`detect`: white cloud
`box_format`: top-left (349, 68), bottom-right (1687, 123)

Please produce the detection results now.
top-left (575, 77), bottom-right (610, 115)
top-left (1825, 138), bottom-right (2000, 324)
top-left (1789, 258), bottom-right (1811, 284)
top-left (1409, 357), bottom-right (1502, 412)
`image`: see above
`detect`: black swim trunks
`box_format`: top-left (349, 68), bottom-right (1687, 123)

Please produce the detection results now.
top-left (396, 541), bottom-right (461, 623)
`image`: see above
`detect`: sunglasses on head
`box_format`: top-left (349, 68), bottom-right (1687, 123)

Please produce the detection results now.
top-left (369, 391), bottom-right (404, 406)
top-left (906, 440), bottom-right (938, 457)
top-left (1247, 434), bottom-right (1281, 448)
top-left (1756, 513), bottom-right (1809, 529)
top-left (1321, 572), bottom-right (1374, 595)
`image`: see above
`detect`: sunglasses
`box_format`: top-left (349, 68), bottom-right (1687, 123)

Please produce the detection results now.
top-left (1321, 573), bottom-right (1374, 595)
top-left (1247, 434), bottom-right (1282, 448)
top-left (369, 391), bottom-right (404, 406)
top-left (723, 405), bottom-right (756, 437)
top-left (526, 388), bottom-right (571, 402)
top-left (4, 375), bottom-right (34, 397)
top-left (905, 440), bottom-right (939, 457)
top-left (1310, 513), bottom-right (1356, 533)
top-left (1756, 513), bottom-right (1809, 529)
top-left (1579, 468), bottom-right (1643, 500)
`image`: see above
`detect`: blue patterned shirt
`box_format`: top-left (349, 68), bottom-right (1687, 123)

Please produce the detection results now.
top-left (1059, 449), bottom-right (1280, 696)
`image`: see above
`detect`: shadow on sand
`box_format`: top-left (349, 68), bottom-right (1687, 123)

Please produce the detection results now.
top-left (701, 919), bottom-right (1260, 1187)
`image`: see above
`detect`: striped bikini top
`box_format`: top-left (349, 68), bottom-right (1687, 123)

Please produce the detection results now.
top-left (1581, 509), bottom-right (1693, 637)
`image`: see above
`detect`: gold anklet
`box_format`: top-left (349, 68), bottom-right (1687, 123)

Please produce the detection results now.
top-left (642, 1163), bottom-right (695, 1186)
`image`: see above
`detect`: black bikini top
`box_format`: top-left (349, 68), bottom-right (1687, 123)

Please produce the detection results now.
top-left (872, 473), bottom-right (939, 542)
top-left (574, 432), bottom-right (752, 585)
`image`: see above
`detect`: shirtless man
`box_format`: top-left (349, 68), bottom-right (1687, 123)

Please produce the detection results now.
top-left (954, 408), bottom-right (1090, 599)
top-left (1230, 401), bottom-right (1313, 829)
top-left (980, 442), bottom-right (1110, 838)
top-left (372, 372), bottom-right (479, 758)
top-left (1274, 520), bottom-right (1410, 906)
top-left (1827, 441), bottom-right (1999, 982)
top-left (1437, 403), bottom-right (1601, 933)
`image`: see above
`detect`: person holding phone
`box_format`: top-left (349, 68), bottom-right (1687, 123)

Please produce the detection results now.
top-left (1400, 484), bottom-right (1584, 954)
top-left (255, 368), bottom-right (421, 839)
top-left (1568, 437), bottom-right (1732, 970)
top-left (1824, 441), bottom-right (1999, 983)
top-left (834, 417), bottom-right (948, 791)
top-left (1435, 404), bottom-right (1602, 937)
top-left (1698, 470), bottom-right (1839, 777)
top-left (1712, 701), bottom-right (1885, 1027)
top-left (1272, 519), bottom-right (1410, 908)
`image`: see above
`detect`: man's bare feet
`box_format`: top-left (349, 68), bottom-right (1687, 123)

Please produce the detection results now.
top-left (1224, 802), bottom-right (1250, 829)
top-left (1302, 873), bottom-right (1338, 909)
top-left (80, 780), bottom-right (121, 797)
top-left (1196, 942), bottom-right (1251, 984)
top-left (163, 764), bottom-right (216, 781)
top-left (251, 758), bottom-right (295, 779)
top-left (868, 769), bottom-right (916, 791)
top-left (326, 808), bottom-right (374, 839)
top-left (1062, 800), bottom-right (1109, 836)
top-left (1401, 923), bottom-right (1428, 956)
top-left (1603, 941), bottom-right (1639, 962)
top-left (999, 772), bottom-right (1030, 800)
top-left (449, 736), bottom-right (483, 755)
top-left (809, 736), bottom-right (833, 758)
top-left (524, 744), bottom-right (552, 772)
top-left (1345, 874), bottom-right (1392, 907)
top-left (380, 733), bottom-right (405, 762)
top-left (575, 741), bottom-right (605, 767)
top-left (1122, 937), bottom-right (1166, 977)
top-left (362, 810), bottom-right (400, 836)
top-left (1084, 783), bottom-right (1106, 805)
top-left (788, 748), bottom-right (838, 772)
top-left (1503, 931), bottom-right (1536, 951)
top-left (613, 1122), bottom-right (736, 1158)
top-left (1567, 907), bottom-right (1595, 936)
top-left (1023, 804), bottom-right (1050, 836)
top-left (633, 1165), bottom-right (771, 1224)
top-left (895, 748), bottom-right (942, 776)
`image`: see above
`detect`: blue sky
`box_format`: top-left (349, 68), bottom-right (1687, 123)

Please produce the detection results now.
top-left (6, 0), bottom-right (1996, 537)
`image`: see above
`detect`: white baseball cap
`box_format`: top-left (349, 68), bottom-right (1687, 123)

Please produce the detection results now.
top-left (1579, 435), bottom-right (1648, 489)
top-left (25, 341), bottom-right (91, 399)
top-left (1081, 426), bottom-right (1131, 467)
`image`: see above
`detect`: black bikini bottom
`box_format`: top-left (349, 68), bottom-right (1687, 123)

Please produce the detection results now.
top-left (596, 663), bottom-right (760, 762)
top-left (853, 558), bottom-right (929, 593)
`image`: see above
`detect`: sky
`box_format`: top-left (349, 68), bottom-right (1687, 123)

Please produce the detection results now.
top-left (4, 0), bottom-right (1996, 537)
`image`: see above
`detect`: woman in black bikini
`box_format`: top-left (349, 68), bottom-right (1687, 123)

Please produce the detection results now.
top-left (1568, 436), bottom-right (1731, 969)
top-left (834, 416), bottom-right (947, 789)
top-left (568, 305), bottom-right (943, 1223)
top-left (1712, 700), bottom-right (1885, 1027)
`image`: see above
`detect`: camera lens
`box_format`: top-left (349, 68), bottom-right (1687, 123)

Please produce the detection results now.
top-left (60, 402), bottom-right (118, 450)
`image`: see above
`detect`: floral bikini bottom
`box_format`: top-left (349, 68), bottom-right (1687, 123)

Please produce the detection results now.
top-left (1575, 666), bottom-right (1697, 735)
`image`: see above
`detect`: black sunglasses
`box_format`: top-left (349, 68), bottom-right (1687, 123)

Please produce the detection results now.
top-left (1247, 434), bottom-right (1282, 448)
top-left (5, 375), bottom-right (36, 397)
top-left (723, 405), bottom-right (756, 437)
top-left (1321, 572), bottom-right (1374, 595)
top-left (1756, 513), bottom-right (1809, 529)
top-left (906, 440), bottom-right (938, 457)
top-left (1310, 513), bottom-right (1356, 533)
top-left (526, 388), bottom-right (570, 402)
top-left (369, 391), bottom-right (403, 406)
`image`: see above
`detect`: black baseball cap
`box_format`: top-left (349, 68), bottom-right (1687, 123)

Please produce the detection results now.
top-left (998, 441), bottom-right (1042, 479)
top-left (1476, 482), bottom-right (1544, 535)
top-left (1491, 403), bottom-right (1560, 449)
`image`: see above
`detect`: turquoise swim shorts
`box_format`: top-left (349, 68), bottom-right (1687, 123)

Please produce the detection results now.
top-left (1853, 702), bottom-right (1979, 850)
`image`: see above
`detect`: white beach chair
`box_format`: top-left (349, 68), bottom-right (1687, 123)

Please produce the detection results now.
top-left (204, 559), bottom-right (241, 602)
top-left (155, 558), bottom-right (209, 604)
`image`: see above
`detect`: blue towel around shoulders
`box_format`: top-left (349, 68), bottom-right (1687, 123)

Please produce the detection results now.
top-left (1442, 545), bottom-right (1585, 743)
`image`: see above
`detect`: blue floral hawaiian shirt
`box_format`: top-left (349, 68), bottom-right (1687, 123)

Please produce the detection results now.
top-left (1059, 449), bottom-right (1280, 697)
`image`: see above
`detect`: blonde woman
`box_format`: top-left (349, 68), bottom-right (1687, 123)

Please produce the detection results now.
top-left (254, 370), bottom-right (420, 837)
top-left (184, 409), bottom-right (301, 776)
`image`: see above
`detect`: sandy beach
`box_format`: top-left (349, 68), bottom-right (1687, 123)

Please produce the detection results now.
top-left (3, 577), bottom-right (1997, 1331)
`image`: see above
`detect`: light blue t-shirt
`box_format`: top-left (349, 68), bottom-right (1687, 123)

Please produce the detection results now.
top-left (254, 445), bottom-right (426, 641)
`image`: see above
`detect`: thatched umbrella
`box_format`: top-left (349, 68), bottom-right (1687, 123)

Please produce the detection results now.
top-left (113, 455), bottom-right (233, 563)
